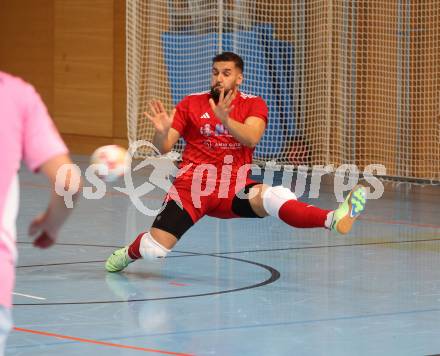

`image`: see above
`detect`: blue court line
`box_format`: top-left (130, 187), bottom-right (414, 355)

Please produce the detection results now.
top-left (9, 307), bottom-right (440, 350)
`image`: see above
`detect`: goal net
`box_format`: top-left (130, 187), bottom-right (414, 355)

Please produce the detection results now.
top-left (126, 0), bottom-right (440, 183)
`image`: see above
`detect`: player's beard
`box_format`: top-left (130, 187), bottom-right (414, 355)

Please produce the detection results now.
top-left (210, 85), bottom-right (232, 104)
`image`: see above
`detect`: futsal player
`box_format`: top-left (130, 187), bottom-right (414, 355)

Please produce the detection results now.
top-left (105, 52), bottom-right (366, 272)
top-left (0, 71), bottom-right (82, 354)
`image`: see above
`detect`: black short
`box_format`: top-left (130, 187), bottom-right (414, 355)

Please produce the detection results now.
top-left (152, 182), bottom-right (263, 239)
top-left (231, 182), bottom-right (264, 218)
top-left (151, 200), bottom-right (194, 240)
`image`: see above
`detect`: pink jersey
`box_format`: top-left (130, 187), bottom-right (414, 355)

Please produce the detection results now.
top-left (0, 71), bottom-right (68, 308)
top-left (171, 91), bottom-right (268, 182)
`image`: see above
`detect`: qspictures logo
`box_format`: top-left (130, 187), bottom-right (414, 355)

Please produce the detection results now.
top-left (54, 140), bottom-right (386, 216)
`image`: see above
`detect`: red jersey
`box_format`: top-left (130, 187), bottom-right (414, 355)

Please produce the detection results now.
top-left (171, 91), bottom-right (268, 182)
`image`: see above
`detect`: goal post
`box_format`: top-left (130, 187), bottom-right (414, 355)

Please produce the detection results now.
top-left (126, 0), bottom-right (440, 183)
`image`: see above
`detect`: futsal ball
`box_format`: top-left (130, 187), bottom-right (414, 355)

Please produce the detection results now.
top-left (90, 145), bottom-right (128, 182)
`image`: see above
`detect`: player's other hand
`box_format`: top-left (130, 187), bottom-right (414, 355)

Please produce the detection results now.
top-left (209, 88), bottom-right (235, 124)
top-left (144, 100), bottom-right (176, 136)
top-left (29, 212), bottom-right (57, 249)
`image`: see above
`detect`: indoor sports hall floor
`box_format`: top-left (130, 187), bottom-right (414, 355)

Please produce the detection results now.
top-left (6, 156), bottom-right (440, 356)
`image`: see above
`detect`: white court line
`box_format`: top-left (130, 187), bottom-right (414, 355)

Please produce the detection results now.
top-left (13, 292), bottom-right (46, 300)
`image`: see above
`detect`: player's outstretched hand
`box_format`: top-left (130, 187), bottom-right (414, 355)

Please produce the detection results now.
top-left (29, 212), bottom-right (57, 249)
top-left (144, 100), bottom-right (176, 136)
top-left (209, 88), bottom-right (235, 124)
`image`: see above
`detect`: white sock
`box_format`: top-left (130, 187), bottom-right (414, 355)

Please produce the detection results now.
top-left (324, 211), bottom-right (334, 229)
top-left (139, 232), bottom-right (170, 260)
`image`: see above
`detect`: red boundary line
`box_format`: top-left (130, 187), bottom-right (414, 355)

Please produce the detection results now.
top-left (13, 327), bottom-right (195, 356)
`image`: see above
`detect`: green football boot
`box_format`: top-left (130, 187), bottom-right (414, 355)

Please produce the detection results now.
top-left (105, 246), bottom-right (134, 272)
top-left (331, 185), bottom-right (367, 234)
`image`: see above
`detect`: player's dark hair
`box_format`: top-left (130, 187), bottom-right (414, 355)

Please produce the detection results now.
top-left (212, 52), bottom-right (244, 72)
